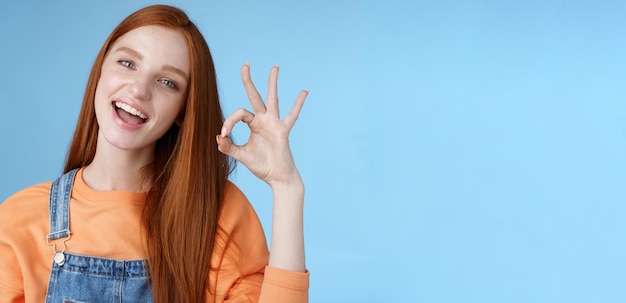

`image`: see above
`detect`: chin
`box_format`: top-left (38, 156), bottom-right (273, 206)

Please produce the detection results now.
top-left (100, 131), bottom-right (149, 152)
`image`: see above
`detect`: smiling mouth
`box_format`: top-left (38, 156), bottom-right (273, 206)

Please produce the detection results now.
top-left (114, 101), bottom-right (148, 125)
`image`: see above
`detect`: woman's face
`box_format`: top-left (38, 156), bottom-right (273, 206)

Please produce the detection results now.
top-left (94, 25), bottom-right (190, 153)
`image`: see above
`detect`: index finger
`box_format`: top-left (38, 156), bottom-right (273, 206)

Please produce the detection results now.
top-left (241, 63), bottom-right (267, 113)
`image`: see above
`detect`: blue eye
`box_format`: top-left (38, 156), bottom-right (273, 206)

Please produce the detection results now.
top-left (119, 60), bottom-right (134, 69)
top-left (160, 79), bottom-right (178, 90)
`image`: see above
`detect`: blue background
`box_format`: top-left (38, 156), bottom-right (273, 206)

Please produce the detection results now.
top-left (1, 1), bottom-right (625, 302)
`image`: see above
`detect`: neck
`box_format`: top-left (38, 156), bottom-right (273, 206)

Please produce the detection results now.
top-left (83, 137), bottom-right (155, 192)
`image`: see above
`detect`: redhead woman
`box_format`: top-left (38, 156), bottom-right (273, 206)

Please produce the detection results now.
top-left (0, 4), bottom-right (308, 303)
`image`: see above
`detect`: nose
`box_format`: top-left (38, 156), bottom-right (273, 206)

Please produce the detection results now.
top-left (128, 77), bottom-right (152, 101)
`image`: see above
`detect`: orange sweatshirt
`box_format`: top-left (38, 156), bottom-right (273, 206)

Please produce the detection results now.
top-left (0, 168), bottom-right (308, 302)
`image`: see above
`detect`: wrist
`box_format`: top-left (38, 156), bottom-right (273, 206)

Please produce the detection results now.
top-left (268, 171), bottom-right (304, 193)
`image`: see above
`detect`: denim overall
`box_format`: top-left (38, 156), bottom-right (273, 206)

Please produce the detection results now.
top-left (45, 169), bottom-right (153, 303)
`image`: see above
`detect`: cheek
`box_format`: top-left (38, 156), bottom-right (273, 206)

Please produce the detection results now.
top-left (93, 79), bottom-right (107, 115)
top-left (169, 96), bottom-right (187, 121)
top-left (153, 95), bottom-right (186, 129)
top-left (94, 72), bottom-right (115, 103)
top-left (93, 83), bottom-right (111, 122)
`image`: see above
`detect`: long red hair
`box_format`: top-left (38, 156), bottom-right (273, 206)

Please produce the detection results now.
top-left (64, 5), bottom-right (232, 302)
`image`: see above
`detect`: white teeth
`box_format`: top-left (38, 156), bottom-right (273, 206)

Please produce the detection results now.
top-left (115, 101), bottom-right (147, 119)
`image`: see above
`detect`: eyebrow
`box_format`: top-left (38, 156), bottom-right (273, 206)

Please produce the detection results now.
top-left (114, 46), bottom-right (189, 80)
top-left (162, 64), bottom-right (189, 80)
top-left (115, 46), bottom-right (143, 60)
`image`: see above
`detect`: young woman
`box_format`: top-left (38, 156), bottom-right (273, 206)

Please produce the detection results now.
top-left (0, 5), bottom-right (308, 303)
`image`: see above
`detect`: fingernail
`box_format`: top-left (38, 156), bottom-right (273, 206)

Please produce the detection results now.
top-left (220, 126), bottom-right (226, 136)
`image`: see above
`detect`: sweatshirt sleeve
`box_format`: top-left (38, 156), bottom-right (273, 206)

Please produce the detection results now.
top-left (259, 266), bottom-right (309, 303)
top-left (0, 241), bottom-right (25, 303)
top-left (209, 182), bottom-right (309, 303)
top-left (0, 187), bottom-right (41, 303)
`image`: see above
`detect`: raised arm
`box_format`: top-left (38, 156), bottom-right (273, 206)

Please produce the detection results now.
top-left (216, 63), bottom-right (308, 272)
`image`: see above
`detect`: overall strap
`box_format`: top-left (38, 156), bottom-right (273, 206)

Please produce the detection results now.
top-left (46, 169), bottom-right (78, 241)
